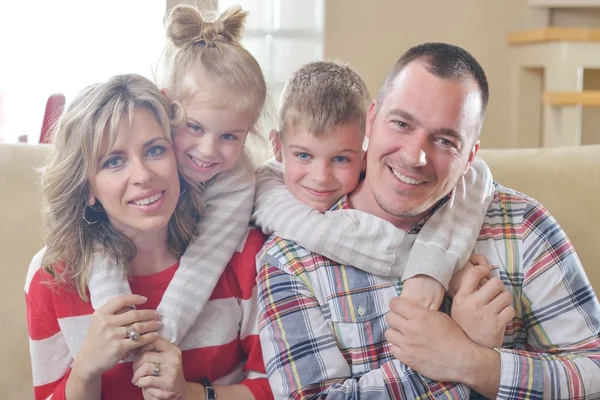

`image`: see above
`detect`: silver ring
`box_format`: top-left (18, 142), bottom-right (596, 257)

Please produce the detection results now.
top-left (125, 324), bottom-right (139, 341)
top-left (153, 362), bottom-right (160, 377)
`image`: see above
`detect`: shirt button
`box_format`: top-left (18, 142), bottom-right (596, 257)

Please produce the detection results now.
top-left (357, 306), bottom-right (365, 316)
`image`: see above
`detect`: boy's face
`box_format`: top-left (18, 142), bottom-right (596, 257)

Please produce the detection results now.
top-left (274, 121), bottom-right (365, 212)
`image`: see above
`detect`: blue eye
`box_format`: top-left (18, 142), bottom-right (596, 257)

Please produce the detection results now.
top-left (221, 133), bottom-right (238, 141)
top-left (333, 156), bottom-right (350, 163)
top-left (188, 123), bottom-right (204, 135)
top-left (295, 152), bottom-right (311, 161)
top-left (104, 157), bottom-right (124, 169)
top-left (147, 145), bottom-right (166, 157)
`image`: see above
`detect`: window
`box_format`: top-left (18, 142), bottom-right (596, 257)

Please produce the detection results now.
top-left (0, 0), bottom-right (165, 143)
top-left (218, 0), bottom-right (325, 121)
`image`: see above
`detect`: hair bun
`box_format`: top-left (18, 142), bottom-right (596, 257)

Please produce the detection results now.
top-left (165, 4), bottom-right (248, 48)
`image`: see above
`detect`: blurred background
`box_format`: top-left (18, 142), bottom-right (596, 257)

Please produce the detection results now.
top-left (2, 0), bottom-right (600, 149)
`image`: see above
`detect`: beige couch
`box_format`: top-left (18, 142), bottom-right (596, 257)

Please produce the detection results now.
top-left (2, 142), bottom-right (599, 399)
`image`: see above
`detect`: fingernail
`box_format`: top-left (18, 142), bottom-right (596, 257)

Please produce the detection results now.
top-left (140, 296), bottom-right (148, 302)
top-left (157, 321), bottom-right (162, 326)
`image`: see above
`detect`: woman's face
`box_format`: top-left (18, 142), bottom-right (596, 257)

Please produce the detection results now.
top-left (87, 107), bottom-right (180, 238)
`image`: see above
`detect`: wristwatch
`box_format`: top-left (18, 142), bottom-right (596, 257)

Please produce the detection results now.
top-left (203, 377), bottom-right (216, 400)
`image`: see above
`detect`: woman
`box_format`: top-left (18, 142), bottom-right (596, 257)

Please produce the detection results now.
top-left (25, 74), bottom-right (272, 400)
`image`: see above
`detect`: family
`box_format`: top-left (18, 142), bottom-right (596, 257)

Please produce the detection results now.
top-left (25, 3), bottom-right (600, 400)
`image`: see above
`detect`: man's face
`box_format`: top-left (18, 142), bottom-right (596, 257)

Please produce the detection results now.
top-left (360, 61), bottom-right (482, 227)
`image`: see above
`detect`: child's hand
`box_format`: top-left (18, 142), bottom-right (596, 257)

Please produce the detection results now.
top-left (449, 262), bottom-right (515, 349)
top-left (448, 254), bottom-right (490, 298)
top-left (400, 274), bottom-right (445, 311)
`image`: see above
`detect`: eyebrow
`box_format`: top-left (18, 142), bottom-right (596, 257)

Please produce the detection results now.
top-left (387, 108), bottom-right (417, 122)
top-left (187, 117), bottom-right (247, 134)
top-left (288, 144), bottom-right (360, 154)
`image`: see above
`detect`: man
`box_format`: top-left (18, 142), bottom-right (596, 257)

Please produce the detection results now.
top-left (256, 42), bottom-right (600, 399)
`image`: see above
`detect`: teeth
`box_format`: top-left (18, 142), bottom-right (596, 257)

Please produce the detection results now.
top-left (391, 168), bottom-right (424, 185)
top-left (133, 193), bottom-right (162, 206)
top-left (190, 156), bottom-right (216, 168)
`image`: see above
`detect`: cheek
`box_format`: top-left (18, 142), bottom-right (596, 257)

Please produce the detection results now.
top-left (93, 173), bottom-right (125, 207)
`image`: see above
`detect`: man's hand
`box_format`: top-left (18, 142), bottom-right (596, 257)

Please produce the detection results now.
top-left (384, 297), bottom-right (478, 383)
top-left (400, 274), bottom-right (445, 311)
top-left (451, 263), bottom-right (515, 349)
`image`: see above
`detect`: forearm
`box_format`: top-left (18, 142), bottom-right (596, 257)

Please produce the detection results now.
top-left (65, 362), bottom-right (102, 400)
top-left (186, 383), bottom-right (255, 400)
top-left (459, 347), bottom-right (500, 399)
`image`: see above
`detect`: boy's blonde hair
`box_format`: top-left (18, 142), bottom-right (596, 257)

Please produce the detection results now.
top-left (159, 4), bottom-right (267, 128)
top-left (279, 61), bottom-right (371, 137)
top-left (41, 74), bottom-right (202, 301)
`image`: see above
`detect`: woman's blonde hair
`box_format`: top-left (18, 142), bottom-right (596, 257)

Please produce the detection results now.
top-left (158, 4), bottom-right (267, 129)
top-left (41, 74), bottom-right (202, 301)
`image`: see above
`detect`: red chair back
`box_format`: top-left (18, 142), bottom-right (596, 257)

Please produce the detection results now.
top-left (40, 93), bottom-right (66, 144)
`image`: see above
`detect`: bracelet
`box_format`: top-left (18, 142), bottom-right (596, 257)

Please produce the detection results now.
top-left (203, 377), bottom-right (216, 400)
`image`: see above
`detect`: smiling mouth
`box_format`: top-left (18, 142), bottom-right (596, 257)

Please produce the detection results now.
top-left (189, 154), bottom-right (218, 168)
top-left (304, 187), bottom-right (337, 197)
top-left (129, 191), bottom-right (164, 205)
top-left (389, 167), bottom-right (426, 185)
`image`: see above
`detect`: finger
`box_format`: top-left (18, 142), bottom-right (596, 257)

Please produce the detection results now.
top-left (132, 362), bottom-right (158, 383)
top-left (389, 297), bottom-right (426, 320)
top-left (100, 294), bottom-right (148, 315)
top-left (121, 331), bottom-right (160, 352)
top-left (132, 319), bottom-right (162, 336)
top-left (113, 309), bottom-right (161, 326)
top-left (474, 277), bottom-right (506, 304)
top-left (384, 327), bottom-right (404, 348)
top-left (498, 305), bottom-right (516, 325)
top-left (385, 309), bottom-right (408, 331)
top-left (146, 387), bottom-right (178, 400)
top-left (135, 376), bottom-right (172, 391)
top-left (469, 254), bottom-right (489, 266)
top-left (139, 336), bottom-right (173, 354)
top-left (457, 264), bottom-right (492, 296)
top-left (132, 349), bottom-right (163, 371)
top-left (489, 291), bottom-right (513, 315)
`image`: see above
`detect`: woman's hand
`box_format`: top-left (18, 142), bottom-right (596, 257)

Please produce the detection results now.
top-left (71, 294), bottom-right (161, 379)
top-left (132, 337), bottom-right (188, 400)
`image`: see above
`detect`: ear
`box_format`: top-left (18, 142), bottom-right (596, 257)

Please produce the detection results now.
top-left (365, 101), bottom-right (377, 140)
top-left (269, 129), bottom-right (283, 163)
top-left (361, 150), bottom-right (368, 173)
top-left (86, 186), bottom-right (97, 207)
top-left (463, 140), bottom-right (480, 175)
top-left (160, 88), bottom-right (172, 103)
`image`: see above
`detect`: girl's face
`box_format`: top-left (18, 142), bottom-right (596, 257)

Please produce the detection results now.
top-left (174, 93), bottom-right (253, 183)
top-left (88, 107), bottom-right (180, 238)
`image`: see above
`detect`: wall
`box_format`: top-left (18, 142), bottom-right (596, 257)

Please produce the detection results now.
top-left (324, 0), bottom-right (551, 149)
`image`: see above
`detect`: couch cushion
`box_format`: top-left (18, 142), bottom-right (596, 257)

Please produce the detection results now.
top-left (479, 145), bottom-right (600, 295)
top-left (0, 143), bottom-right (52, 399)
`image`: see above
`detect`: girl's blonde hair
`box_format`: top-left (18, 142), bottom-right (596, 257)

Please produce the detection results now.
top-left (158, 4), bottom-right (267, 129)
top-left (41, 74), bottom-right (202, 301)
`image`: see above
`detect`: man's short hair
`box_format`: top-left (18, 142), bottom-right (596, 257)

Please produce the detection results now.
top-left (377, 42), bottom-right (489, 115)
top-left (279, 61), bottom-right (371, 137)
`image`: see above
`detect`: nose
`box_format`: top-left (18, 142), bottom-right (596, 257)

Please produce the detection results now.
top-left (311, 160), bottom-right (332, 185)
top-left (401, 132), bottom-right (428, 167)
top-left (130, 158), bottom-right (154, 185)
top-left (198, 134), bottom-right (218, 159)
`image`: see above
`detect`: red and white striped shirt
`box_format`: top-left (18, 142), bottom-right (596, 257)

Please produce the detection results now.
top-left (25, 229), bottom-right (273, 400)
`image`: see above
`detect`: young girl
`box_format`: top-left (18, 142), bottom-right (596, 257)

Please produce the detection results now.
top-left (87, 3), bottom-right (267, 347)
top-left (26, 74), bottom-right (271, 400)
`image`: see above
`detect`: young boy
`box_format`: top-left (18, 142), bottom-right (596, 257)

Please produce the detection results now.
top-left (252, 61), bottom-right (494, 309)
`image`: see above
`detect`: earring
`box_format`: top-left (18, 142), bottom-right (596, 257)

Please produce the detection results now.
top-left (82, 202), bottom-right (101, 225)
